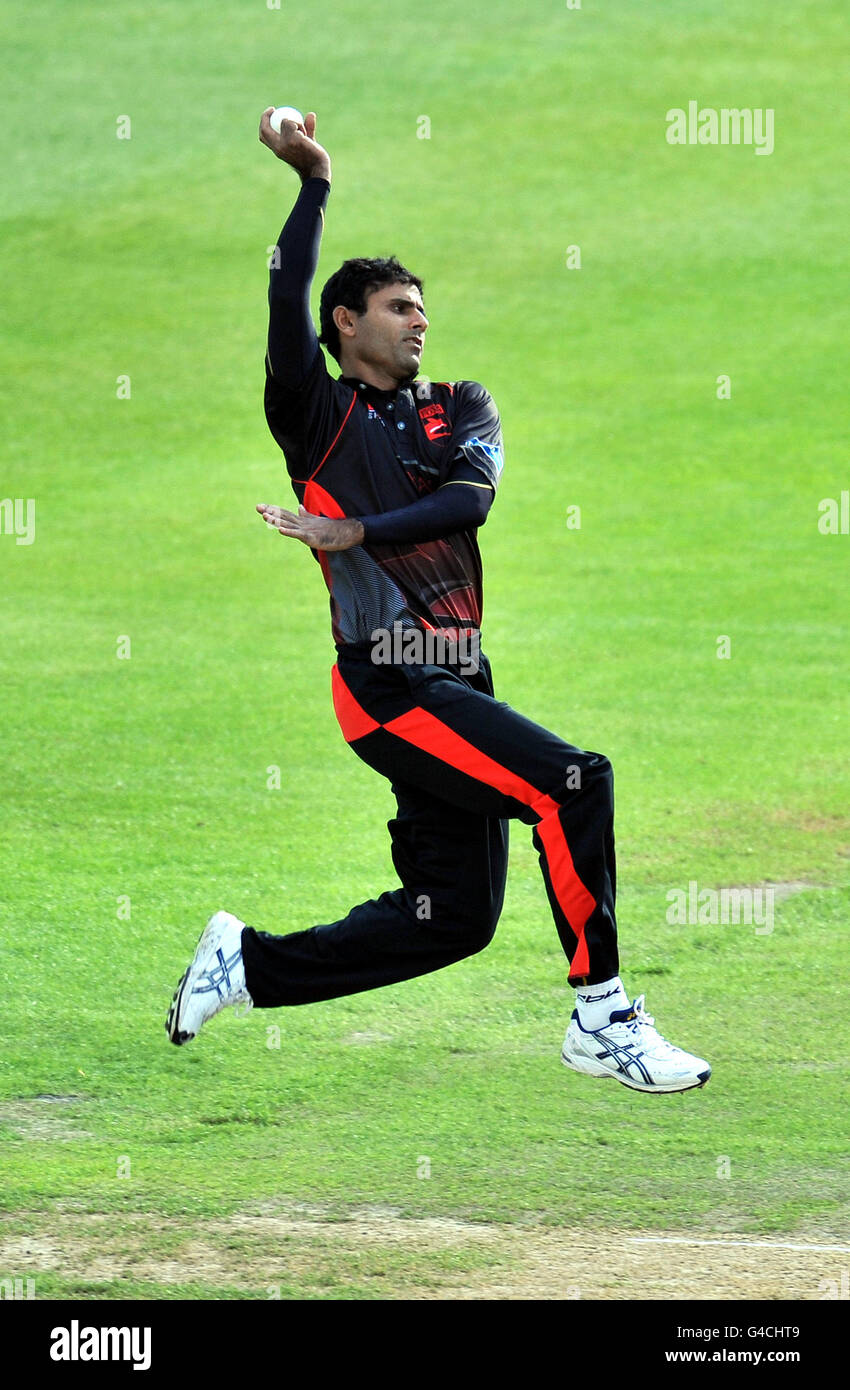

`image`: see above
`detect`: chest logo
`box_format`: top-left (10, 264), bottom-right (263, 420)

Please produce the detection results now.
top-left (418, 402), bottom-right (451, 441)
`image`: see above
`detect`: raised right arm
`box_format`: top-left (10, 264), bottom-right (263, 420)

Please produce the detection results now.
top-left (259, 109), bottom-right (332, 390)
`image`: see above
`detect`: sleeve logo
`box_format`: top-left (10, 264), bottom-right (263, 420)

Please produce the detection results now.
top-left (463, 437), bottom-right (504, 475)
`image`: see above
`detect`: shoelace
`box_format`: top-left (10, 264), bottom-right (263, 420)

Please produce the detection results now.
top-left (628, 994), bottom-right (654, 1028)
top-left (620, 996), bottom-right (685, 1057)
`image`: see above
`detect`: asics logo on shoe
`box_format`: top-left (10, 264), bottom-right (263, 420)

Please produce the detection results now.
top-left (593, 1037), bottom-right (654, 1085)
top-left (194, 948), bottom-right (243, 999)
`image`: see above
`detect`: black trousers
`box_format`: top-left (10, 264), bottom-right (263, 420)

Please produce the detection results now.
top-left (242, 646), bottom-right (619, 1006)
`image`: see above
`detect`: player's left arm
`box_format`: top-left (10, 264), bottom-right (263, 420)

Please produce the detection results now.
top-left (353, 379), bottom-right (503, 544)
top-left (254, 476), bottom-right (491, 551)
top-left (256, 381), bottom-right (503, 550)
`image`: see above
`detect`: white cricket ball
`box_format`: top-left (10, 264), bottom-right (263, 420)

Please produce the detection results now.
top-left (270, 106), bottom-right (304, 134)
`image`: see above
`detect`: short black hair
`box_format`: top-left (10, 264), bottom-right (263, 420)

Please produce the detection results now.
top-left (319, 256), bottom-right (424, 363)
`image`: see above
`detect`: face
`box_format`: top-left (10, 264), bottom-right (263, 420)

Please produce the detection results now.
top-left (336, 282), bottom-right (429, 384)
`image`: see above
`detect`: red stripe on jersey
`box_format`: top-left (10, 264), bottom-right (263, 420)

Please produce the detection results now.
top-left (303, 479), bottom-right (346, 519)
top-left (292, 391), bottom-right (357, 485)
top-left (304, 481), bottom-right (346, 635)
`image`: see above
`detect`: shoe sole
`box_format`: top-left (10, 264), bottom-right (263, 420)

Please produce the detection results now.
top-left (166, 914), bottom-right (229, 1046)
top-left (561, 1050), bottom-right (711, 1094)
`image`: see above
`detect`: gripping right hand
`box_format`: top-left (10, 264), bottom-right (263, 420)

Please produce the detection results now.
top-left (258, 109), bottom-right (331, 182)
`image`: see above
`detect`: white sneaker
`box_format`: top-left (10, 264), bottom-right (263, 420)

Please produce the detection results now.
top-left (166, 911), bottom-right (252, 1046)
top-left (561, 994), bottom-right (711, 1094)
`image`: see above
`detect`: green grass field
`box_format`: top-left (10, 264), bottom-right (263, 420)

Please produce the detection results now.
top-left (1, 0), bottom-right (848, 1300)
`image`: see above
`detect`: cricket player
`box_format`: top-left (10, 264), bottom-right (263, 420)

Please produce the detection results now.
top-left (167, 110), bottom-right (711, 1094)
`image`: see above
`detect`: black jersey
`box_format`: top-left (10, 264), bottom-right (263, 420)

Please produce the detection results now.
top-left (264, 178), bottom-right (504, 649)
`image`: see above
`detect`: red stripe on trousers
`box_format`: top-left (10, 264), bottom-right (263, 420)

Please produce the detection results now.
top-left (331, 666), bottom-right (597, 977)
top-left (383, 706), bottom-right (560, 817)
top-left (331, 665), bottom-right (380, 741)
top-left (535, 814), bottom-right (593, 978)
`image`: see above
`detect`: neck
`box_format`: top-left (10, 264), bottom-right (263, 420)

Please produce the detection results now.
top-left (339, 356), bottom-right (408, 391)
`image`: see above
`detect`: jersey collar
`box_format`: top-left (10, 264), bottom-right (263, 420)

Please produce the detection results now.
top-left (340, 374), bottom-right (418, 398)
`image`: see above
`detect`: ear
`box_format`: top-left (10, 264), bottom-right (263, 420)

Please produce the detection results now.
top-left (332, 304), bottom-right (357, 339)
